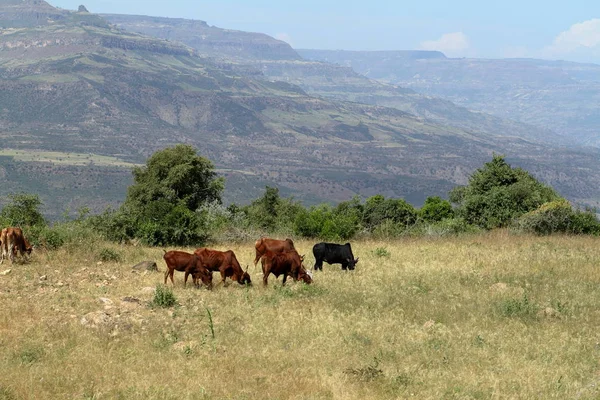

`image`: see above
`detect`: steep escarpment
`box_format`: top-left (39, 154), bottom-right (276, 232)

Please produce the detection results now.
top-left (101, 14), bottom-right (301, 61)
top-left (0, 0), bottom-right (68, 27)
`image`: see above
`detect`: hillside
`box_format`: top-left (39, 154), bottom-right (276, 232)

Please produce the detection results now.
top-left (100, 13), bottom-right (301, 61)
top-left (104, 14), bottom-right (564, 147)
top-left (2, 4), bottom-right (600, 217)
top-left (299, 50), bottom-right (600, 147)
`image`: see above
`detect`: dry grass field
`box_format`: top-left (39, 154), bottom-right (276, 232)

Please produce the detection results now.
top-left (1, 231), bottom-right (600, 399)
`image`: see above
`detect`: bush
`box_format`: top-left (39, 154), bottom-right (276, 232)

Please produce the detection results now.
top-left (294, 204), bottom-right (360, 240)
top-left (451, 155), bottom-right (560, 229)
top-left (99, 248), bottom-right (122, 263)
top-left (363, 195), bottom-right (417, 230)
top-left (419, 196), bottom-right (454, 223)
top-left (517, 200), bottom-right (600, 235)
top-left (373, 247), bottom-right (391, 258)
top-left (0, 193), bottom-right (46, 227)
top-left (423, 218), bottom-right (480, 236)
top-left (242, 186), bottom-right (304, 233)
top-left (371, 220), bottom-right (407, 239)
top-left (150, 285), bottom-right (177, 308)
top-left (496, 294), bottom-right (538, 320)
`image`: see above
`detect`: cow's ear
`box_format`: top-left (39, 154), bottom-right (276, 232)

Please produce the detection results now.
top-left (355, 257), bottom-right (359, 264)
top-left (300, 255), bottom-right (305, 261)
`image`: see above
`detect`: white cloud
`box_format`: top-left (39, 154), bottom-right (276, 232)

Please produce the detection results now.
top-left (544, 19), bottom-right (600, 58)
top-left (274, 33), bottom-right (293, 46)
top-left (420, 32), bottom-right (471, 57)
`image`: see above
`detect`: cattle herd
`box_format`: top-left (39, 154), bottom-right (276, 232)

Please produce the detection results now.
top-left (0, 228), bottom-right (358, 290)
top-left (163, 238), bottom-right (359, 289)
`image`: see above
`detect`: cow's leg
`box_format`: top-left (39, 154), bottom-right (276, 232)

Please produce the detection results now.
top-left (220, 270), bottom-right (229, 287)
top-left (282, 273), bottom-right (288, 286)
top-left (184, 270), bottom-right (190, 287)
top-left (262, 269), bottom-right (270, 286)
top-left (164, 269), bottom-right (170, 285)
top-left (8, 243), bottom-right (14, 263)
top-left (341, 263), bottom-right (348, 271)
top-left (314, 258), bottom-right (323, 271)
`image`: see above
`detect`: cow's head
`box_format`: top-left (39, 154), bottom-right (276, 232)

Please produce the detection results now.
top-left (347, 257), bottom-right (359, 270)
top-left (239, 266), bottom-right (252, 286)
top-left (298, 266), bottom-right (313, 284)
top-left (23, 238), bottom-right (33, 257)
top-left (193, 268), bottom-right (213, 289)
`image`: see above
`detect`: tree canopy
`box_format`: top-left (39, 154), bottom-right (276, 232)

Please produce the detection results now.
top-left (450, 155), bottom-right (560, 229)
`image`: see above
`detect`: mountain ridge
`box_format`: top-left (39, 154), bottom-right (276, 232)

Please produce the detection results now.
top-left (1, 3), bottom-right (600, 216)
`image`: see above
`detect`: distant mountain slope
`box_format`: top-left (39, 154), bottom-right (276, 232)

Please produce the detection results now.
top-left (2, 3), bottom-right (600, 216)
top-left (299, 49), bottom-right (600, 147)
top-left (104, 14), bottom-right (566, 147)
top-left (0, 0), bottom-right (68, 27)
top-left (101, 14), bottom-right (301, 61)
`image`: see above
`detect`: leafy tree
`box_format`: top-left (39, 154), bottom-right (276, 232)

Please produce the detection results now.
top-left (125, 144), bottom-right (223, 212)
top-left (517, 200), bottom-right (600, 235)
top-left (242, 186), bottom-right (304, 232)
top-left (419, 196), bottom-right (454, 223)
top-left (119, 145), bottom-right (223, 246)
top-left (451, 155), bottom-right (560, 229)
top-left (363, 195), bottom-right (417, 230)
top-left (294, 204), bottom-right (359, 240)
top-left (0, 193), bottom-right (46, 227)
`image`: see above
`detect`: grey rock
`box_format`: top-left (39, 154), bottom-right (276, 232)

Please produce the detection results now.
top-left (132, 261), bottom-right (158, 272)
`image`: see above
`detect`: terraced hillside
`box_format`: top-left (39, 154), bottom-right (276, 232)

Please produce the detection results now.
top-left (103, 14), bottom-right (562, 146)
top-left (299, 50), bottom-right (600, 147)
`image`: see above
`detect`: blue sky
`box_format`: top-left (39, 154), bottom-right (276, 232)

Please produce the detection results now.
top-left (51, 0), bottom-right (600, 63)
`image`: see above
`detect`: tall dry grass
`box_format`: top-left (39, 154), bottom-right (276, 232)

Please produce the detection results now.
top-left (1, 231), bottom-right (600, 399)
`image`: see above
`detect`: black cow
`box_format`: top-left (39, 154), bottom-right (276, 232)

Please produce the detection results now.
top-left (312, 242), bottom-right (359, 271)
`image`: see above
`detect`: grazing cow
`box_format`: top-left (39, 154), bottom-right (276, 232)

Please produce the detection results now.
top-left (163, 250), bottom-right (212, 288)
top-left (313, 242), bottom-right (359, 271)
top-left (253, 237), bottom-right (296, 267)
top-left (0, 227), bottom-right (33, 264)
top-left (261, 250), bottom-right (312, 286)
top-left (193, 248), bottom-right (251, 286)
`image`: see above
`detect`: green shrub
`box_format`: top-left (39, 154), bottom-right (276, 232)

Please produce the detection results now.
top-left (423, 218), bottom-right (480, 236)
top-left (0, 193), bottom-right (46, 227)
top-left (451, 155), bottom-right (560, 229)
top-left (99, 248), bottom-right (122, 263)
top-left (517, 200), bottom-right (600, 235)
top-left (294, 204), bottom-right (360, 240)
top-left (150, 285), bottom-right (177, 308)
top-left (496, 294), bottom-right (538, 320)
top-left (419, 196), bottom-right (454, 223)
top-left (38, 228), bottom-right (65, 250)
top-left (371, 220), bottom-right (408, 239)
top-left (363, 195), bottom-right (417, 230)
top-left (373, 247), bottom-right (391, 258)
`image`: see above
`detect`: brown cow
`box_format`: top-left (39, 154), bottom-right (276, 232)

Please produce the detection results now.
top-left (253, 237), bottom-right (296, 267)
top-left (261, 249), bottom-right (313, 286)
top-left (0, 227), bottom-right (33, 264)
top-left (163, 250), bottom-right (212, 288)
top-left (193, 248), bottom-right (251, 286)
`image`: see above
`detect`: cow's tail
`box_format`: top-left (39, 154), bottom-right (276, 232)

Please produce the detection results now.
top-left (162, 249), bottom-right (167, 254)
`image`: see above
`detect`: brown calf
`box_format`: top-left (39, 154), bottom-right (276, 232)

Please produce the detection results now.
top-left (194, 248), bottom-right (251, 286)
top-left (253, 237), bottom-right (296, 267)
top-left (0, 227), bottom-right (33, 264)
top-left (163, 250), bottom-right (212, 288)
top-left (261, 249), bottom-right (313, 286)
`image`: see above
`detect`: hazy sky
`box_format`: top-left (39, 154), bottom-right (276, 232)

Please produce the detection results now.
top-left (51, 0), bottom-right (600, 63)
